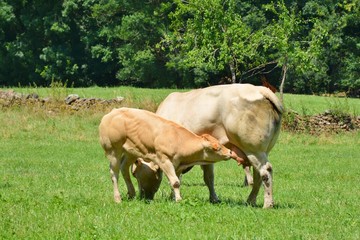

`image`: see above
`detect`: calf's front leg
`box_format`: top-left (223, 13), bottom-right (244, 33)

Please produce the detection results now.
top-left (151, 157), bottom-right (182, 202)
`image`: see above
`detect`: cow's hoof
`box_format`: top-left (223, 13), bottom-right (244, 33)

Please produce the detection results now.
top-left (246, 198), bottom-right (256, 207)
top-left (210, 196), bottom-right (221, 204)
top-left (263, 201), bottom-right (274, 209)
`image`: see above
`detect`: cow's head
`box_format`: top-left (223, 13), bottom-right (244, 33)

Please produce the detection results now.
top-left (131, 159), bottom-right (163, 200)
top-left (201, 134), bottom-right (245, 164)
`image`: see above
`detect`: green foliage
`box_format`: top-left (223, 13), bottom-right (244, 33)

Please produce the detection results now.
top-left (0, 0), bottom-right (359, 95)
top-left (164, 0), bottom-right (264, 85)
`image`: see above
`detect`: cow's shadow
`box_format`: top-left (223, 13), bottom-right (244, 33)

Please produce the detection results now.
top-left (214, 198), bottom-right (297, 209)
top-left (180, 182), bottom-right (296, 209)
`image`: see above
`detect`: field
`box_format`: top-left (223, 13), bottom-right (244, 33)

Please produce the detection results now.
top-left (1, 87), bottom-right (360, 239)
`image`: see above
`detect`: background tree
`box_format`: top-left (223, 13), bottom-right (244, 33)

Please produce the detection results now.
top-left (163, 0), bottom-right (268, 86)
top-left (91, 0), bottom-right (175, 87)
top-left (0, 0), bottom-right (359, 96)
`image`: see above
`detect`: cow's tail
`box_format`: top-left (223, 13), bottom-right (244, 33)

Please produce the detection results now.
top-left (259, 87), bottom-right (283, 154)
top-left (259, 87), bottom-right (284, 114)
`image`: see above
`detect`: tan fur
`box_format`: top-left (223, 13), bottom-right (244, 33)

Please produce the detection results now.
top-left (99, 107), bottom-right (241, 202)
top-left (131, 159), bottom-right (162, 200)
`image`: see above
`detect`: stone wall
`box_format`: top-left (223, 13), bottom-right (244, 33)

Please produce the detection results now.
top-left (0, 90), bottom-right (124, 111)
top-left (283, 110), bottom-right (360, 134)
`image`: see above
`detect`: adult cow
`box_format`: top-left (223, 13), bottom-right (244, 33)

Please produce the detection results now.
top-left (156, 83), bottom-right (283, 208)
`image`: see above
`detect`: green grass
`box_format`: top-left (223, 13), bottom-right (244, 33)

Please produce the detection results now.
top-left (1, 87), bottom-right (360, 239)
top-left (282, 93), bottom-right (359, 116)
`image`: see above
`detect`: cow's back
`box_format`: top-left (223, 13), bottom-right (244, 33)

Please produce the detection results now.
top-left (156, 84), bottom-right (283, 154)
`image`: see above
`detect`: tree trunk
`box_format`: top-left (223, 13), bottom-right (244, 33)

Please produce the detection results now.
top-left (229, 61), bottom-right (236, 83)
top-left (280, 62), bottom-right (287, 103)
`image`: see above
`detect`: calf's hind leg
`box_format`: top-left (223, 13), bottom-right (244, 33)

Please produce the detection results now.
top-left (107, 153), bottom-right (122, 203)
top-left (120, 155), bottom-right (136, 199)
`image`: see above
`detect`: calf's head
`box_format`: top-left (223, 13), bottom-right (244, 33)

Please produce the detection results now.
top-left (131, 159), bottom-right (163, 200)
top-left (201, 134), bottom-right (244, 163)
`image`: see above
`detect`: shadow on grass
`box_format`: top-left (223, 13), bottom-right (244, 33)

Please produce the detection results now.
top-left (209, 198), bottom-right (297, 209)
top-left (127, 194), bottom-right (297, 210)
top-left (182, 182), bottom-right (246, 188)
top-left (272, 202), bottom-right (297, 209)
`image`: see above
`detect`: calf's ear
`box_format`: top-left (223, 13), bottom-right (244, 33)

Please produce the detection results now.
top-left (153, 164), bottom-right (160, 171)
top-left (200, 134), bottom-right (212, 141)
top-left (135, 159), bottom-right (143, 166)
top-left (149, 162), bottom-right (160, 171)
top-left (201, 134), bottom-right (221, 151)
top-left (131, 159), bottom-right (143, 174)
top-left (209, 141), bottom-right (220, 151)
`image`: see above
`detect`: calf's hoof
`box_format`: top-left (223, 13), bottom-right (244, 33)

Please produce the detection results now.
top-left (114, 195), bottom-right (122, 203)
top-left (127, 192), bottom-right (136, 200)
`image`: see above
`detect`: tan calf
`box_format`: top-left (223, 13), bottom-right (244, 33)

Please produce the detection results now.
top-left (99, 107), bottom-right (243, 202)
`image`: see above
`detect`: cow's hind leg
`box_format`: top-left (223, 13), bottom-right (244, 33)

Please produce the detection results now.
top-left (120, 155), bottom-right (136, 199)
top-left (246, 153), bottom-right (274, 208)
top-left (242, 166), bottom-right (254, 187)
top-left (228, 144), bottom-right (253, 187)
top-left (260, 162), bottom-right (273, 208)
top-left (107, 153), bottom-right (122, 203)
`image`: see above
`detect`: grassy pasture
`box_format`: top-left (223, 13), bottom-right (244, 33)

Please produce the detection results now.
top-left (1, 87), bottom-right (360, 239)
top-left (13, 86), bottom-right (360, 115)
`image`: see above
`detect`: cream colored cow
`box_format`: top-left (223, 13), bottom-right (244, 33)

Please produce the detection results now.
top-left (99, 107), bottom-right (243, 202)
top-left (156, 84), bottom-right (283, 208)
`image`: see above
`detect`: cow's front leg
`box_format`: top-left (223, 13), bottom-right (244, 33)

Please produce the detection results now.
top-left (201, 164), bottom-right (219, 203)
